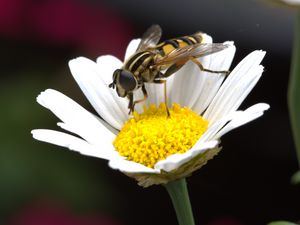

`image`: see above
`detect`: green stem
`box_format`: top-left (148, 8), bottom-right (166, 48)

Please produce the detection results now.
top-left (288, 11), bottom-right (300, 168)
top-left (164, 178), bottom-right (195, 225)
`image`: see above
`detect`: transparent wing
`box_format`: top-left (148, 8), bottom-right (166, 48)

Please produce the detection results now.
top-left (136, 24), bottom-right (162, 52)
top-left (154, 43), bottom-right (229, 65)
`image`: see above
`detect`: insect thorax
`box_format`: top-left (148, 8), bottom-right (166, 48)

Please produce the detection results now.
top-left (124, 51), bottom-right (159, 82)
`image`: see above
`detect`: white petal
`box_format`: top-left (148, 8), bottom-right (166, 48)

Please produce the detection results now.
top-left (134, 72), bottom-right (174, 110)
top-left (108, 157), bottom-right (160, 174)
top-left (213, 103), bottom-right (270, 139)
top-left (96, 55), bottom-right (123, 85)
top-left (31, 129), bottom-right (117, 160)
top-left (169, 34), bottom-right (213, 107)
top-left (206, 65), bottom-right (263, 125)
top-left (169, 60), bottom-right (200, 107)
top-left (244, 102), bottom-right (270, 114)
top-left (197, 103), bottom-right (270, 144)
top-left (144, 82), bottom-right (167, 106)
top-left (191, 42), bottom-right (236, 114)
top-left (131, 88), bottom-right (145, 113)
top-left (95, 55), bottom-right (130, 118)
top-left (69, 57), bottom-right (129, 129)
top-left (204, 50), bottom-right (266, 124)
top-left (201, 33), bottom-right (213, 43)
top-left (132, 76), bottom-right (175, 111)
top-left (282, 0), bottom-right (300, 5)
top-left (197, 111), bottom-right (239, 144)
top-left (124, 38), bottom-right (141, 61)
top-left (154, 140), bottom-right (219, 172)
top-left (56, 122), bottom-right (114, 152)
top-left (36, 89), bottom-right (115, 149)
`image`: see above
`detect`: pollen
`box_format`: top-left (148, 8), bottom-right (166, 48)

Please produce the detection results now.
top-left (113, 103), bottom-right (208, 169)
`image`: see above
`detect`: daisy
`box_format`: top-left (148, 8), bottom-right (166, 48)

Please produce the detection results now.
top-left (31, 33), bottom-right (269, 187)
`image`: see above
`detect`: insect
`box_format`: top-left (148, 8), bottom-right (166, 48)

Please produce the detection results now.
top-left (109, 25), bottom-right (229, 116)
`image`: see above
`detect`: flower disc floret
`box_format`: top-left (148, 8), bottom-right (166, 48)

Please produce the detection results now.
top-left (113, 103), bottom-right (208, 168)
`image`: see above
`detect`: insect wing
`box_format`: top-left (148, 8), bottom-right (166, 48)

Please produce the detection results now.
top-left (136, 24), bottom-right (162, 52)
top-left (155, 43), bottom-right (229, 65)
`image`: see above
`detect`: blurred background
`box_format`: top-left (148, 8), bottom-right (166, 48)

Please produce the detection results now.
top-left (0, 0), bottom-right (299, 225)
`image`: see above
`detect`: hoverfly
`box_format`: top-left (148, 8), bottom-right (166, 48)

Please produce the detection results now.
top-left (109, 25), bottom-right (229, 116)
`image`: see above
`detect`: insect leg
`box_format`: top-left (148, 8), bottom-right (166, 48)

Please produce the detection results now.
top-left (127, 92), bottom-right (134, 114)
top-left (131, 85), bottom-right (148, 113)
top-left (190, 57), bottom-right (229, 75)
top-left (153, 79), bottom-right (170, 117)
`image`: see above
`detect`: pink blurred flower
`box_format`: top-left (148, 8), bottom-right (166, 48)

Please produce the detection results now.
top-left (0, 0), bottom-right (133, 57)
top-left (0, 0), bottom-right (25, 36)
top-left (9, 200), bottom-right (120, 225)
top-left (207, 217), bottom-right (244, 225)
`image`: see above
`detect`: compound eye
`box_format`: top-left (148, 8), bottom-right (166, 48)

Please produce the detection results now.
top-left (119, 70), bottom-right (137, 91)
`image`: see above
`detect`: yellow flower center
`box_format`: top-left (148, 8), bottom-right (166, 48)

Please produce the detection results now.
top-left (113, 103), bottom-right (208, 168)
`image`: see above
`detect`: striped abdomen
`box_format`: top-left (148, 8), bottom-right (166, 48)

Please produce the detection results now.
top-left (156, 33), bottom-right (205, 57)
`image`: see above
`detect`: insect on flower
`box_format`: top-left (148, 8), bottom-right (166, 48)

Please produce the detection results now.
top-left (109, 25), bottom-right (230, 115)
top-left (31, 27), bottom-right (270, 187)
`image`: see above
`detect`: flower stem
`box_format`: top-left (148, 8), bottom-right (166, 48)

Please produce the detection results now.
top-left (288, 11), bottom-right (300, 168)
top-left (164, 178), bottom-right (195, 225)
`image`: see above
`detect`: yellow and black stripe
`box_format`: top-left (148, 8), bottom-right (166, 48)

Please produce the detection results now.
top-left (156, 33), bottom-right (204, 56)
top-left (124, 33), bottom-right (204, 75)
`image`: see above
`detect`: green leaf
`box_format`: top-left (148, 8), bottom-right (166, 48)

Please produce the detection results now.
top-left (268, 221), bottom-right (299, 225)
top-left (291, 170), bottom-right (300, 185)
top-left (288, 12), bottom-right (300, 182)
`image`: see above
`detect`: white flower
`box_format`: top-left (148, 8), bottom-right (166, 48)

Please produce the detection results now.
top-left (31, 34), bottom-right (269, 187)
top-left (282, 0), bottom-right (300, 4)
top-left (268, 0), bottom-right (300, 7)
